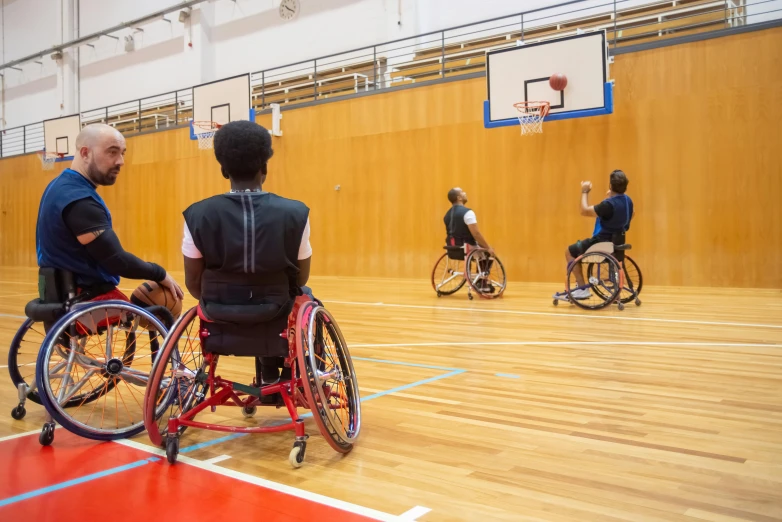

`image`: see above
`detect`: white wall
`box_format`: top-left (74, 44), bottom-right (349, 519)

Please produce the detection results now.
top-left (746, 0), bottom-right (782, 24)
top-left (0, 0), bottom-right (61, 128)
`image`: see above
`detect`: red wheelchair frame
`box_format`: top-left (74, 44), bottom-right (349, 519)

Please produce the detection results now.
top-left (143, 295), bottom-right (360, 468)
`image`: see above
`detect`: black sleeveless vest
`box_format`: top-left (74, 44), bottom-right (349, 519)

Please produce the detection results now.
top-left (183, 192), bottom-right (309, 357)
top-left (443, 205), bottom-right (476, 246)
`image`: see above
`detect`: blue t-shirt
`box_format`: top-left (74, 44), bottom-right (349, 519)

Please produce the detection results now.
top-left (36, 169), bottom-right (120, 287)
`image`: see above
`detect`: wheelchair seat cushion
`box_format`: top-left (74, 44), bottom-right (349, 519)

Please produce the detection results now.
top-left (198, 299), bottom-right (293, 358)
top-left (24, 299), bottom-right (66, 323)
top-left (444, 245), bottom-right (466, 261)
top-left (201, 301), bottom-right (285, 325)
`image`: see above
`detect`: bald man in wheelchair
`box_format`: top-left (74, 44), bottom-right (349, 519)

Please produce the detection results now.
top-left (181, 120), bottom-right (314, 403)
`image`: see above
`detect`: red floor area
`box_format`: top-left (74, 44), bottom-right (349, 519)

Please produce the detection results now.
top-left (0, 430), bottom-right (145, 499)
top-left (0, 432), bottom-right (379, 521)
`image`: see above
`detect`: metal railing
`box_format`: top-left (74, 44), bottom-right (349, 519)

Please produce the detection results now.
top-left (1, 0), bottom-right (778, 159)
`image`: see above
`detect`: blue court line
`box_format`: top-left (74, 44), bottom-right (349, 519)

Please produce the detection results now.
top-left (352, 356), bottom-right (463, 372)
top-left (179, 433), bottom-right (247, 454)
top-left (360, 370), bottom-right (465, 401)
top-left (0, 456), bottom-right (160, 508)
top-left (495, 373), bottom-right (521, 379)
top-left (178, 366), bottom-right (467, 454)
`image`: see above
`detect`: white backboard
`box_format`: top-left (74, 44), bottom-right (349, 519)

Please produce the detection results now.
top-left (192, 73), bottom-right (252, 131)
top-left (486, 32), bottom-right (608, 124)
top-left (44, 115), bottom-right (81, 157)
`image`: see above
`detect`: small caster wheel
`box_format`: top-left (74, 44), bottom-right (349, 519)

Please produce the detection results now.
top-left (635, 298), bottom-right (641, 306)
top-left (11, 405), bottom-right (26, 420)
top-left (468, 293), bottom-right (474, 301)
top-left (242, 405), bottom-right (257, 418)
top-left (436, 291), bottom-right (442, 298)
top-left (39, 423), bottom-right (54, 446)
top-left (289, 441), bottom-right (307, 468)
top-left (552, 299), bottom-right (558, 306)
top-left (166, 436), bottom-right (179, 464)
top-left (617, 302), bottom-right (625, 311)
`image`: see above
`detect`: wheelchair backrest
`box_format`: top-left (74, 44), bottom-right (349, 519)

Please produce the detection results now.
top-left (38, 267), bottom-right (76, 304)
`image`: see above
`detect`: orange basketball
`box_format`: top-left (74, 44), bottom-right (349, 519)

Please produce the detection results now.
top-left (549, 73), bottom-right (568, 91)
top-left (131, 281), bottom-right (182, 320)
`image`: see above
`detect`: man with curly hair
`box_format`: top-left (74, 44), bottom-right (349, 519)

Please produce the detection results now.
top-left (181, 120), bottom-right (311, 396)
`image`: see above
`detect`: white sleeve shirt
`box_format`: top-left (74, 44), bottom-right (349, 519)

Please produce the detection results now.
top-left (182, 217), bottom-right (312, 260)
top-left (463, 210), bottom-right (477, 225)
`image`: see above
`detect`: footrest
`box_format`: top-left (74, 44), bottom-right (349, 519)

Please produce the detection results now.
top-left (232, 382), bottom-right (262, 398)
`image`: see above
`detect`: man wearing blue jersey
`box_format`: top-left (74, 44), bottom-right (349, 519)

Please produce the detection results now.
top-left (554, 170), bottom-right (633, 300)
top-left (36, 124), bottom-right (182, 299)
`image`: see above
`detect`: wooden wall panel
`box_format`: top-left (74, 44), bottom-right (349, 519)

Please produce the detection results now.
top-left (0, 27), bottom-right (780, 287)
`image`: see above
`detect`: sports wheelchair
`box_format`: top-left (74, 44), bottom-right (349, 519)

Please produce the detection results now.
top-left (142, 295), bottom-right (361, 468)
top-left (431, 244), bottom-right (507, 300)
top-left (553, 242), bottom-right (643, 311)
top-left (8, 267), bottom-right (172, 446)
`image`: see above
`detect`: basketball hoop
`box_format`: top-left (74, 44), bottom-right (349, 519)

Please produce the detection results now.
top-left (192, 121), bottom-right (222, 150)
top-left (513, 101), bottom-right (550, 136)
top-left (38, 151), bottom-right (65, 171)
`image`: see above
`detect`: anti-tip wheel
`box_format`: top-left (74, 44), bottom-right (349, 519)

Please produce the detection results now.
top-left (39, 424), bottom-right (54, 446)
top-left (635, 298), bottom-right (642, 306)
top-left (468, 293), bottom-right (474, 301)
top-left (552, 299), bottom-right (558, 306)
top-left (242, 405), bottom-right (257, 418)
top-left (166, 437), bottom-right (180, 464)
top-left (11, 405), bottom-right (26, 420)
top-left (617, 302), bottom-right (625, 311)
top-left (289, 443), bottom-right (306, 469)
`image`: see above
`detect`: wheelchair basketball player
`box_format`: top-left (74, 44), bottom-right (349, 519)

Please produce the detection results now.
top-left (554, 170), bottom-right (634, 301)
top-left (443, 187), bottom-right (496, 293)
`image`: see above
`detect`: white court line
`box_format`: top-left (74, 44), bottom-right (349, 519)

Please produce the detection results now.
top-left (203, 454), bottom-right (232, 465)
top-left (328, 300), bottom-right (782, 330)
top-left (0, 430), bottom-right (39, 443)
top-left (399, 506), bottom-right (432, 521)
top-left (0, 292), bottom-right (36, 299)
top-left (115, 438), bottom-right (409, 521)
top-left (352, 341), bottom-right (782, 349)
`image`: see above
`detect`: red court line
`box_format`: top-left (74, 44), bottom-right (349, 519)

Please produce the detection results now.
top-left (1, 451), bottom-right (377, 521)
top-left (0, 431), bottom-right (149, 500)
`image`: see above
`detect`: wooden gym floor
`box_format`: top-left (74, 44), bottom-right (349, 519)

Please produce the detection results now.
top-left (0, 266), bottom-right (781, 521)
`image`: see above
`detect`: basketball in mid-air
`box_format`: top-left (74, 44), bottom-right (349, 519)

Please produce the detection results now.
top-left (549, 73), bottom-right (568, 91)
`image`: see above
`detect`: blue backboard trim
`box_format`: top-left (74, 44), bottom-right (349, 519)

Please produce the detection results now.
top-left (484, 82), bottom-right (613, 129)
top-left (190, 108), bottom-right (256, 140)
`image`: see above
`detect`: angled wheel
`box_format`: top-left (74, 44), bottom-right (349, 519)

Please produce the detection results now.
top-left (465, 249), bottom-right (506, 299)
top-left (9, 319), bottom-right (115, 411)
top-left (620, 255), bottom-right (643, 304)
top-left (296, 303), bottom-right (360, 454)
top-left (568, 252), bottom-right (620, 310)
top-left (588, 255), bottom-right (643, 305)
top-left (431, 253), bottom-right (466, 296)
top-left (35, 301), bottom-right (168, 441)
top-left (143, 307), bottom-right (207, 448)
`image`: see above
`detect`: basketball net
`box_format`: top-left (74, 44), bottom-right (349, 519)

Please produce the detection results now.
top-left (513, 101), bottom-right (550, 136)
top-left (193, 121), bottom-right (221, 150)
top-left (38, 151), bottom-right (63, 171)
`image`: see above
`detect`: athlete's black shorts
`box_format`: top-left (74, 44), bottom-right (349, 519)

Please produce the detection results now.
top-left (568, 236), bottom-right (625, 261)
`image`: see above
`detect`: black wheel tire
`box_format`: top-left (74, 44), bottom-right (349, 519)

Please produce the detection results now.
top-left (11, 405), bottom-right (26, 420)
top-left (166, 437), bottom-right (179, 464)
top-left (39, 424), bottom-right (54, 446)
